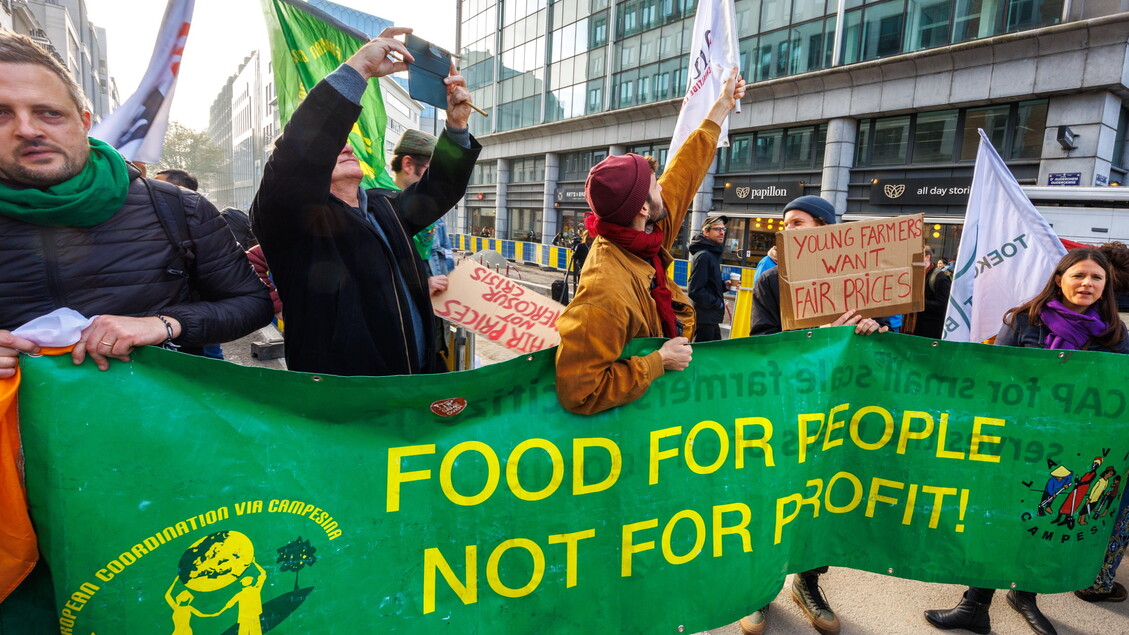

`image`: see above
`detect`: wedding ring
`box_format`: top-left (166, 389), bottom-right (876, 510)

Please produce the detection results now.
top-left (101, 340), bottom-right (113, 347)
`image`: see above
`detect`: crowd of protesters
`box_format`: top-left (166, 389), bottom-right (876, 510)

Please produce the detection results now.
top-left (1, 25), bottom-right (1127, 635)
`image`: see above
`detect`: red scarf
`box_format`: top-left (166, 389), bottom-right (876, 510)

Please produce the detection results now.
top-left (585, 214), bottom-right (678, 337)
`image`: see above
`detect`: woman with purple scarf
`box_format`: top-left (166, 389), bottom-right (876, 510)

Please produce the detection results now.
top-left (925, 248), bottom-right (1127, 635)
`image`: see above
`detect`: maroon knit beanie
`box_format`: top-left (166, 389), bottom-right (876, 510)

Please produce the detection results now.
top-left (584, 153), bottom-right (652, 227)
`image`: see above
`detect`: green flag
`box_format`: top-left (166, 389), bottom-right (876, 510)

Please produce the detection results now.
top-left (262, 0), bottom-right (397, 189)
top-left (18, 331), bottom-right (1129, 633)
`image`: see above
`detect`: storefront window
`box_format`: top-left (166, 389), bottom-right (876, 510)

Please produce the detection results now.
top-left (721, 217), bottom-right (751, 266)
top-left (559, 211), bottom-right (585, 244)
top-left (469, 210), bottom-right (497, 236)
top-left (511, 209), bottom-right (545, 241)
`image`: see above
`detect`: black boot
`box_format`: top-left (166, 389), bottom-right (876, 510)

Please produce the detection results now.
top-left (924, 590), bottom-right (991, 634)
top-left (1006, 590), bottom-right (1057, 635)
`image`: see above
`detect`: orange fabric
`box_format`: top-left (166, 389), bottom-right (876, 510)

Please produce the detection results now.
top-left (0, 345), bottom-right (73, 601)
top-left (0, 365), bottom-right (36, 601)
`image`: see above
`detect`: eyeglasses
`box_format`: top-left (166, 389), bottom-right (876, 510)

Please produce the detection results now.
top-left (709, 226), bottom-right (727, 232)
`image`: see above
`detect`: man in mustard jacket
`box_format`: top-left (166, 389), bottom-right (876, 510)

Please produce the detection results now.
top-left (554, 70), bottom-right (746, 415)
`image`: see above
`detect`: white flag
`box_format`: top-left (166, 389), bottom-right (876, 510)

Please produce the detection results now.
top-left (943, 130), bottom-right (1066, 342)
top-left (668, 0), bottom-right (739, 157)
top-left (91, 0), bottom-right (195, 164)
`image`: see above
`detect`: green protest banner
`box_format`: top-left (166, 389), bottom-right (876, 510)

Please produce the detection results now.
top-left (261, 0), bottom-right (397, 190)
top-left (18, 330), bottom-right (1129, 634)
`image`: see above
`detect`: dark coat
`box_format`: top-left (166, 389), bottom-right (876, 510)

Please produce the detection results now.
top-left (996, 312), bottom-right (1129, 353)
top-left (0, 170), bottom-right (272, 351)
top-left (914, 265), bottom-right (952, 338)
top-left (687, 234), bottom-right (725, 324)
top-left (749, 266), bottom-right (783, 335)
top-left (251, 80), bottom-right (480, 377)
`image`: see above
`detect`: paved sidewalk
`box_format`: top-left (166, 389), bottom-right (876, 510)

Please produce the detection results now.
top-left (697, 569), bottom-right (1129, 634)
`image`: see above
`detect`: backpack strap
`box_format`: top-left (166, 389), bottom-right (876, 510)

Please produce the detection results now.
top-left (143, 178), bottom-right (196, 279)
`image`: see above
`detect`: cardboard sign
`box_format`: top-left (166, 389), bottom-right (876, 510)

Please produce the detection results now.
top-left (431, 259), bottom-right (564, 353)
top-left (777, 214), bottom-right (925, 330)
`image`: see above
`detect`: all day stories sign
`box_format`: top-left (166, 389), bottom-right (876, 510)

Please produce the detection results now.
top-left (17, 331), bottom-right (1129, 634)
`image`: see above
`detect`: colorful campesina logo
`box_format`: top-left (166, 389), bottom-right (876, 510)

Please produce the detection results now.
top-left (1019, 448), bottom-right (1122, 544)
top-left (164, 530), bottom-right (319, 634)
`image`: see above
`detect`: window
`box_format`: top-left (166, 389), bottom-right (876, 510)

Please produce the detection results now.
top-left (857, 101), bottom-right (1048, 166)
top-left (627, 142), bottom-right (670, 173)
top-left (1005, 0), bottom-right (1063, 33)
top-left (861, 1), bottom-right (905, 61)
top-left (789, 18), bottom-right (832, 75)
top-left (912, 110), bottom-right (958, 163)
top-left (761, 0), bottom-right (790, 31)
top-left (961, 105), bottom-right (1009, 160)
top-left (1114, 107), bottom-right (1129, 169)
top-left (561, 149), bottom-right (610, 180)
top-left (871, 115), bottom-right (911, 165)
top-left (587, 80), bottom-right (604, 114)
top-left (754, 128), bottom-right (783, 170)
top-left (1011, 100), bottom-right (1048, 160)
top-left (756, 29), bottom-right (789, 81)
top-left (908, 0), bottom-right (952, 51)
top-left (725, 133), bottom-right (753, 172)
top-left (792, 0), bottom-right (826, 23)
top-left (783, 126), bottom-right (815, 169)
top-left (471, 162), bottom-right (497, 185)
top-left (721, 124), bottom-right (825, 173)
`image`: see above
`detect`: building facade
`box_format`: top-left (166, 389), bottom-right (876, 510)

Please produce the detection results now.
top-left (462, 0), bottom-right (1129, 265)
top-left (2, 0), bottom-right (117, 120)
top-left (205, 3), bottom-right (429, 211)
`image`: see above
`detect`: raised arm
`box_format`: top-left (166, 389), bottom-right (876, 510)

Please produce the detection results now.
top-left (656, 69), bottom-right (746, 248)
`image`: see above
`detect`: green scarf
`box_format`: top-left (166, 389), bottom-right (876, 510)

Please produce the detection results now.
top-left (0, 137), bottom-right (130, 227)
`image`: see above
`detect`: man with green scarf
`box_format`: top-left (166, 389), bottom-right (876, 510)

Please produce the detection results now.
top-left (0, 32), bottom-right (273, 630)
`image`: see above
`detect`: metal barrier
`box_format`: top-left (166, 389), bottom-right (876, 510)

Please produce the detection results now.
top-left (443, 324), bottom-right (475, 371)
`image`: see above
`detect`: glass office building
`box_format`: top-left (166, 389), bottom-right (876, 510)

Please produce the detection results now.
top-left (460, 0), bottom-right (1129, 263)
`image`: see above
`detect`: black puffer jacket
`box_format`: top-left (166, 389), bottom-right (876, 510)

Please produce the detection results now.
top-left (0, 170), bottom-right (273, 349)
top-left (688, 233), bottom-right (725, 324)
